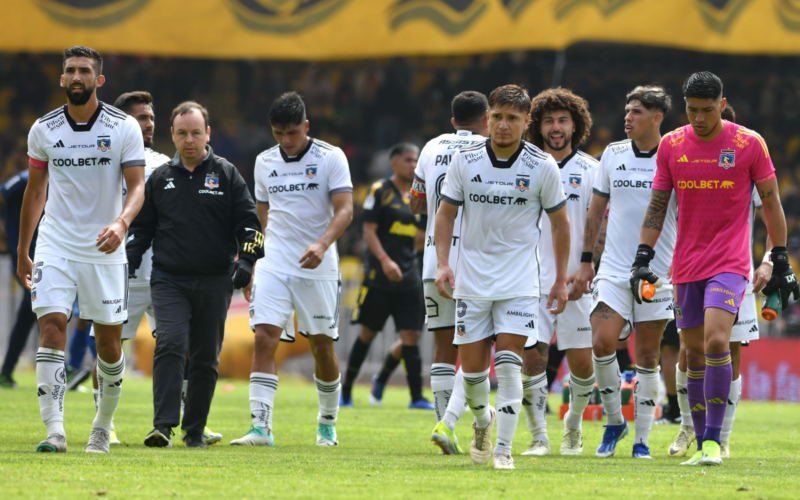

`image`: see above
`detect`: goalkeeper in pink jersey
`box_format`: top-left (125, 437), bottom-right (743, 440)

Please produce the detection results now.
top-left (629, 72), bottom-right (799, 466)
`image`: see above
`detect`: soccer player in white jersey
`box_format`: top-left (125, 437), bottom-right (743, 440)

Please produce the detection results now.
top-left (573, 86), bottom-right (677, 459)
top-left (435, 85), bottom-right (570, 469)
top-left (18, 46), bottom-right (146, 453)
top-left (410, 90), bottom-right (489, 455)
top-left (518, 88), bottom-right (599, 457)
top-left (232, 92), bottom-right (353, 447)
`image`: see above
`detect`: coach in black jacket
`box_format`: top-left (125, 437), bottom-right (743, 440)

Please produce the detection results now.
top-left (127, 101), bottom-right (264, 448)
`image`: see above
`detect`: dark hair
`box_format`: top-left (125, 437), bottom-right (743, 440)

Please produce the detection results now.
top-left (170, 101), bottom-right (209, 128)
top-left (269, 92), bottom-right (306, 127)
top-left (682, 71), bottom-right (723, 100)
top-left (626, 85), bottom-right (672, 115)
top-left (527, 87), bottom-right (593, 148)
top-left (114, 91), bottom-right (154, 114)
top-left (452, 91), bottom-right (488, 126)
top-left (63, 46), bottom-right (103, 75)
top-left (721, 103), bottom-right (736, 123)
top-left (488, 85), bottom-right (531, 114)
top-left (389, 142), bottom-right (419, 159)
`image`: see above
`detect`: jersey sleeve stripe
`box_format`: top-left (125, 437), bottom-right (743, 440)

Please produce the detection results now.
top-left (121, 159), bottom-right (146, 169)
top-left (29, 157), bottom-right (47, 169)
top-left (330, 186), bottom-right (353, 195)
top-left (755, 173), bottom-right (777, 184)
top-left (39, 107), bottom-right (65, 122)
top-left (256, 199), bottom-right (269, 204)
top-left (592, 187), bottom-right (610, 198)
top-left (544, 198), bottom-right (567, 214)
top-left (738, 131), bottom-right (770, 158)
top-left (441, 194), bottom-right (463, 206)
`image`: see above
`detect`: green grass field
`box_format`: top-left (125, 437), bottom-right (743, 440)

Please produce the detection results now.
top-left (1, 374), bottom-right (799, 500)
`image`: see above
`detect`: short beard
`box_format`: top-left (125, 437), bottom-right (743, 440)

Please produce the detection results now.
top-left (544, 135), bottom-right (571, 152)
top-left (65, 84), bottom-right (95, 106)
top-left (143, 137), bottom-right (153, 148)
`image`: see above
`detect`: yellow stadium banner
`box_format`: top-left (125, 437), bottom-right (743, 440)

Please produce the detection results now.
top-left (5, 0), bottom-right (800, 59)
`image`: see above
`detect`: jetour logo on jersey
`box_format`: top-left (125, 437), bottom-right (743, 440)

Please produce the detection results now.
top-left (719, 150), bottom-right (736, 169)
top-left (96, 136), bottom-right (112, 152)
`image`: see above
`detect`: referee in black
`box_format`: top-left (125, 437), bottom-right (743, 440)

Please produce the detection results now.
top-left (126, 101), bottom-right (264, 448)
top-left (343, 143), bottom-right (432, 410)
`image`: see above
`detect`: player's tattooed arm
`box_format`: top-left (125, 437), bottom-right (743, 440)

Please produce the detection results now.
top-left (641, 189), bottom-right (671, 232)
top-left (593, 211), bottom-right (609, 264)
top-left (410, 196), bottom-right (427, 215)
top-left (583, 195), bottom-right (609, 253)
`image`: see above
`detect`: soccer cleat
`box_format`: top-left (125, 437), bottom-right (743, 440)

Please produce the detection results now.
top-left (369, 376), bottom-right (384, 407)
top-left (0, 374), bottom-right (19, 389)
top-left (431, 421), bottom-right (462, 455)
top-left (560, 424), bottom-right (583, 456)
top-left (37, 434), bottom-right (67, 453)
top-left (521, 439), bottom-right (550, 456)
top-left (409, 398), bottom-right (435, 410)
top-left (492, 452), bottom-right (515, 469)
top-left (668, 425), bottom-right (696, 457)
top-left (109, 430), bottom-right (120, 445)
top-left (340, 393), bottom-right (353, 408)
top-left (181, 427), bottom-right (223, 445)
top-left (230, 426), bottom-right (274, 446)
top-left (85, 428), bottom-right (110, 453)
top-left (700, 440), bottom-right (722, 466)
top-left (632, 443), bottom-right (653, 459)
top-left (185, 434), bottom-right (209, 449)
top-left (316, 424), bottom-right (338, 446)
top-left (144, 427), bottom-right (173, 448)
top-left (470, 406), bottom-right (495, 465)
top-left (721, 440), bottom-right (730, 459)
top-left (66, 368), bottom-right (92, 391)
top-left (595, 420), bottom-right (629, 458)
top-left (680, 450), bottom-right (703, 466)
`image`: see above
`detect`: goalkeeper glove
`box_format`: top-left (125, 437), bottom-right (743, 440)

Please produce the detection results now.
top-left (629, 244), bottom-right (662, 305)
top-left (231, 259), bottom-right (253, 290)
top-left (761, 246), bottom-right (800, 310)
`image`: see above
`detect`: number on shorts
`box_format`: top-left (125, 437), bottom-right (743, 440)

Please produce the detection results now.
top-left (33, 261), bottom-right (43, 283)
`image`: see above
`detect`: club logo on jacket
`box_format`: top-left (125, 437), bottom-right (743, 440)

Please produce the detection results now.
top-left (205, 173), bottom-right (219, 189)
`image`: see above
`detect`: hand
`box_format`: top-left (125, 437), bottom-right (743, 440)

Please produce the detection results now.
top-left (572, 262), bottom-right (596, 295)
top-left (752, 262), bottom-right (771, 294)
top-left (17, 254), bottom-right (33, 290)
top-left (97, 219), bottom-right (126, 254)
top-left (629, 244), bottom-right (662, 305)
top-left (232, 260), bottom-right (253, 290)
top-left (242, 265), bottom-right (256, 302)
top-left (128, 253), bottom-right (142, 279)
top-left (761, 247), bottom-right (800, 310)
top-left (548, 280), bottom-right (568, 314)
top-left (381, 258), bottom-right (403, 283)
top-left (566, 271), bottom-right (584, 301)
top-left (299, 242), bottom-right (327, 270)
top-left (435, 265), bottom-right (455, 299)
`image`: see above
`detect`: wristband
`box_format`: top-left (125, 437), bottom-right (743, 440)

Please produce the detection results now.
top-left (580, 252), bottom-right (593, 263)
top-left (378, 253), bottom-right (390, 262)
top-left (116, 217), bottom-right (128, 232)
top-left (762, 252), bottom-right (774, 267)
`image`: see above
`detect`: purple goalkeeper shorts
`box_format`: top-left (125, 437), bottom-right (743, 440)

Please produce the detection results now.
top-left (674, 273), bottom-right (748, 329)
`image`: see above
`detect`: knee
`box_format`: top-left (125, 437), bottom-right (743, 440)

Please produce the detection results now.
top-left (399, 330), bottom-right (419, 345)
top-left (311, 340), bottom-right (336, 362)
top-left (704, 331), bottom-right (729, 354)
top-left (592, 334), bottom-right (615, 358)
top-left (40, 321), bottom-right (63, 344)
top-left (254, 330), bottom-right (279, 356)
top-left (359, 329), bottom-right (377, 344)
top-left (636, 350), bottom-right (659, 369)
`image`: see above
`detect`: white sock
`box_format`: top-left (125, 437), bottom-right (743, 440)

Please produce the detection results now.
top-left (463, 368), bottom-right (491, 428)
top-left (431, 363), bottom-right (456, 423)
top-left (94, 353), bottom-right (125, 431)
top-left (250, 372), bottom-right (278, 432)
top-left (721, 375), bottom-right (742, 442)
top-left (315, 375), bottom-right (341, 425)
top-left (93, 388), bottom-right (114, 431)
top-left (593, 352), bottom-right (623, 425)
top-left (566, 372), bottom-right (596, 429)
top-left (493, 351), bottom-right (523, 456)
top-left (634, 365), bottom-right (660, 446)
top-left (676, 363), bottom-right (692, 428)
top-left (443, 367), bottom-right (467, 431)
top-left (36, 348), bottom-right (66, 437)
top-left (181, 379), bottom-right (188, 416)
top-left (521, 372), bottom-right (548, 443)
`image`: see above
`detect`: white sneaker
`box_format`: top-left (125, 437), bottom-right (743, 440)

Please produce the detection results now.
top-left (85, 428), bottom-right (110, 454)
top-left (109, 429), bottom-right (120, 445)
top-left (560, 424), bottom-right (583, 456)
top-left (316, 424), bottom-right (338, 446)
top-left (470, 406), bottom-right (495, 465)
top-left (230, 426), bottom-right (274, 446)
top-left (492, 452), bottom-right (515, 469)
top-left (721, 440), bottom-right (729, 459)
top-left (521, 439), bottom-right (550, 456)
top-left (668, 425), bottom-right (695, 457)
top-left (37, 433), bottom-right (67, 453)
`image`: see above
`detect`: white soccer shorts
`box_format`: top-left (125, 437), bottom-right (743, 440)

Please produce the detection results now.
top-left (90, 285), bottom-right (155, 340)
top-left (31, 253), bottom-right (128, 325)
top-left (525, 294), bottom-right (592, 350)
top-left (453, 296), bottom-right (539, 346)
top-left (731, 292), bottom-right (759, 343)
top-left (590, 277), bottom-right (674, 339)
top-left (424, 282), bottom-right (456, 330)
top-left (249, 268), bottom-right (340, 341)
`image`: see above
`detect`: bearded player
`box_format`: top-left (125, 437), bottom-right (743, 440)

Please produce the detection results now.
top-left (631, 71), bottom-right (798, 466)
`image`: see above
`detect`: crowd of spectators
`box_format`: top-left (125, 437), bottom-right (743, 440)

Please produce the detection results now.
top-left (1, 44), bottom-right (799, 332)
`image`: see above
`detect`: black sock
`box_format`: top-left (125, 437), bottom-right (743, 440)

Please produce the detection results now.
top-left (343, 338), bottom-right (370, 397)
top-left (616, 348), bottom-right (634, 372)
top-left (401, 345), bottom-right (423, 402)
top-left (666, 394), bottom-right (680, 418)
top-left (546, 343), bottom-right (566, 390)
top-left (376, 352), bottom-right (400, 386)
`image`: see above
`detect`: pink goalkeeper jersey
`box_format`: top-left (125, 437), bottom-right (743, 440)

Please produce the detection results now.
top-left (652, 121), bottom-right (775, 285)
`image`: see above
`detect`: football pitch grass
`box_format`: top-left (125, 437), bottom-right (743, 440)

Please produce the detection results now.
top-left (2, 374), bottom-right (799, 499)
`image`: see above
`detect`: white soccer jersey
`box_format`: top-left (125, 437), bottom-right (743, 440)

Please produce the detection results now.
top-left (539, 149), bottom-right (598, 292)
top-left (126, 147), bottom-right (169, 285)
top-left (441, 139), bottom-right (566, 301)
top-left (593, 139), bottom-right (677, 284)
top-left (27, 102), bottom-right (146, 264)
top-left (411, 130), bottom-right (486, 282)
top-left (254, 138), bottom-right (353, 280)
top-left (747, 187), bottom-right (763, 293)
